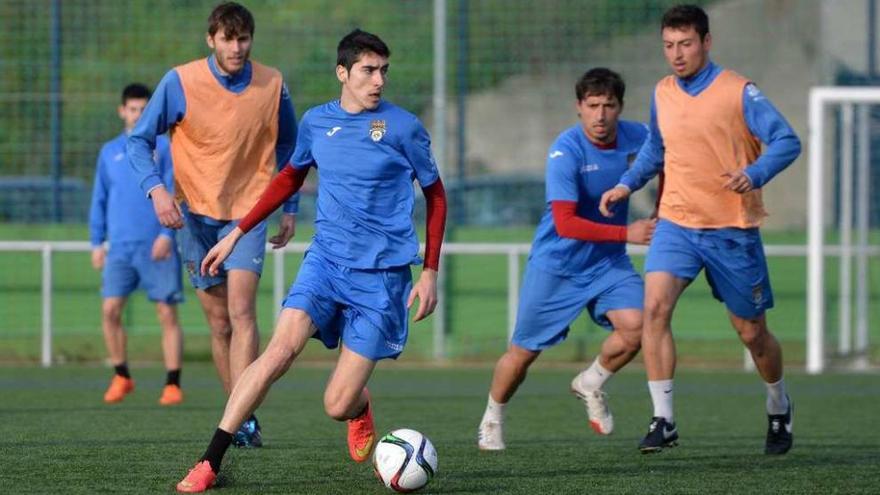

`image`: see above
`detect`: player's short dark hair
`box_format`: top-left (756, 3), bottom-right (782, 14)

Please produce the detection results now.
top-left (121, 83), bottom-right (151, 105)
top-left (337, 29), bottom-right (391, 71)
top-left (575, 68), bottom-right (625, 105)
top-left (661, 4), bottom-right (709, 40)
top-left (208, 2), bottom-right (255, 37)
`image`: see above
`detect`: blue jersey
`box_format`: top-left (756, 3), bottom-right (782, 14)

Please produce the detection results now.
top-left (89, 133), bottom-right (174, 246)
top-left (528, 121), bottom-right (648, 277)
top-left (290, 100), bottom-right (440, 269)
top-left (620, 60), bottom-right (800, 192)
top-left (128, 55), bottom-right (300, 214)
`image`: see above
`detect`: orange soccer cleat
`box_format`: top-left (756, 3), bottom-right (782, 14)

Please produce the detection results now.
top-left (176, 460), bottom-right (216, 493)
top-left (159, 384), bottom-right (184, 406)
top-left (103, 375), bottom-right (134, 403)
top-left (347, 389), bottom-right (376, 463)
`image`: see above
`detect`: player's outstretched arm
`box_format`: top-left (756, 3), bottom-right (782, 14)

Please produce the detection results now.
top-left (206, 164), bottom-right (308, 272)
top-left (599, 185), bottom-right (631, 218)
top-left (202, 227), bottom-right (243, 276)
top-left (238, 164), bottom-right (309, 247)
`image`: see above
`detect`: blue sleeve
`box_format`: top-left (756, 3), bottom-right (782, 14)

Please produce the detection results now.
top-left (156, 137), bottom-right (176, 240)
top-left (619, 96), bottom-right (665, 192)
top-left (741, 84), bottom-right (801, 188)
top-left (88, 150), bottom-right (108, 247)
top-left (276, 83), bottom-right (300, 214)
top-left (290, 111), bottom-right (315, 170)
top-left (401, 116), bottom-right (440, 187)
top-left (545, 139), bottom-right (579, 202)
top-left (127, 69), bottom-right (186, 195)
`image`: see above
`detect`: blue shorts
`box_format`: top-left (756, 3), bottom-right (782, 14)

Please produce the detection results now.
top-left (177, 204), bottom-right (268, 290)
top-left (511, 256), bottom-right (644, 352)
top-left (645, 219), bottom-right (774, 318)
top-left (282, 251), bottom-right (413, 361)
top-left (102, 240), bottom-right (183, 304)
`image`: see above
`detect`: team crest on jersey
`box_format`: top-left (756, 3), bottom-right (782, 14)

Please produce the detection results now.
top-left (369, 120), bottom-right (386, 142)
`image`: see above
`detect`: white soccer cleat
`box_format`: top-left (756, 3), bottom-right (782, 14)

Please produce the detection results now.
top-left (478, 420), bottom-right (506, 451)
top-left (570, 374), bottom-right (614, 435)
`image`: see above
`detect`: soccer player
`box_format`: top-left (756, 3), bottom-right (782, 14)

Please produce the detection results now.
top-left (174, 29), bottom-right (447, 493)
top-left (89, 83), bottom-right (184, 406)
top-left (477, 68), bottom-right (656, 451)
top-left (128, 2), bottom-right (299, 447)
top-left (599, 4), bottom-right (801, 455)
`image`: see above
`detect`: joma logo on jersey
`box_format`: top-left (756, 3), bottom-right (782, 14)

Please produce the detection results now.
top-left (370, 120), bottom-right (386, 142)
top-left (580, 163), bottom-right (599, 173)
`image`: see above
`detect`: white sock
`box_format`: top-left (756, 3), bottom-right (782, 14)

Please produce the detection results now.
top-left (648, 380), bottom-right (674, 423)
top-left (481, 394), bottom-right (506, 424)
top-left (578, 358), bottom-right (613, 390)
top-left (765, 378), bottom-right (790, 415)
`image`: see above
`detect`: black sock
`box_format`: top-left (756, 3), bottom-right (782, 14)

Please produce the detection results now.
top-left (201, 428), bottom-right (234, 473)
top-left (114, 363), bottom-right (130, 379)
top-left (166, 369), bottom-right (181, 386)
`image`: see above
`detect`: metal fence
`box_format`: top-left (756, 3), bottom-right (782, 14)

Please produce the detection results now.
top-left (1, 0), bottom-right (709, 224)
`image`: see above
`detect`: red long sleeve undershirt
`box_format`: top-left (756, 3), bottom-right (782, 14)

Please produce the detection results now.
top-left (238, 165), bottom-right (307, 233)
top-left (421, 179), bottom-right (447, 271)
top-left (551, 200), bottom-right (627, 243)
top-left (237, 166), bottom-right (448, 270)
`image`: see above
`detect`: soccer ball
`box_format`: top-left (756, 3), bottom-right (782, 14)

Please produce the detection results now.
top-left (372, 428), bottom-right (438, 492)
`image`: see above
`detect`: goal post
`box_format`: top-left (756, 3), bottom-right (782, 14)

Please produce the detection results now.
top-left (808, 87), bottom-right (880, 374)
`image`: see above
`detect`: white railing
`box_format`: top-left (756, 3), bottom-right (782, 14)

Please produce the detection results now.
top-left (2, 240), bottom-right (878, 369)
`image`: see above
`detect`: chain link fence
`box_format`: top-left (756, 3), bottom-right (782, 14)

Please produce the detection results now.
top-left (3, 0), bottom-right (879, 366)
top-left (1, 0), bottom-right (713, 225)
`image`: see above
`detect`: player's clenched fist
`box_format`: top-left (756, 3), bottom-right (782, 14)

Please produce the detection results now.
top-left (626, 218), bottom-right (657, 245)
top-left (599, 185), bottom-right (631, 217)
top-left (201, 227), bottom-right (243, 276)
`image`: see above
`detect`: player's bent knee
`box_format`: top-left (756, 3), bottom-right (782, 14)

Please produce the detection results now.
top-left (621, 332), bottom-right (642, 353)
top-left (736, 324), bottom-right (766, 348)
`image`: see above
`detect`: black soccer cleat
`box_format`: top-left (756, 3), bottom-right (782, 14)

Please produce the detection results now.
top-left (639, 416), bottom-right (678, 454)
top-left (765, 399), bottom-right (793, 455)
top-left (233, 416), bottom-right (263, 448)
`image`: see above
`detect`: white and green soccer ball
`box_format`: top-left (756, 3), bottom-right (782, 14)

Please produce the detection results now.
top-left (372, 428), bottom-right (438, 492)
